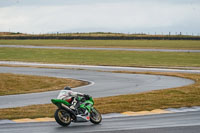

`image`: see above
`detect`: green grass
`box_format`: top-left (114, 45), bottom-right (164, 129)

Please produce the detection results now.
top-left (0, 40), bottom-right (200, 49)
top-left (0, 47), bottom-right (200, 67)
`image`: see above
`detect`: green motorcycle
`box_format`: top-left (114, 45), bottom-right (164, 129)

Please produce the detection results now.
top-left (51, 90), bottom-right (102, 127)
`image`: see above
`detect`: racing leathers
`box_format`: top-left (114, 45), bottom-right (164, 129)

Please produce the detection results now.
top-left (57, 90), bottom-right (90, 114)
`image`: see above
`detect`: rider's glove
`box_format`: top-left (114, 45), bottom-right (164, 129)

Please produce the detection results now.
top-left (84, 94), bottom-right (90, 100)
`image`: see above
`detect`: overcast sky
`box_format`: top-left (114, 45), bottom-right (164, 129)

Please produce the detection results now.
top-left (0, 0), bottom-right (199, 34)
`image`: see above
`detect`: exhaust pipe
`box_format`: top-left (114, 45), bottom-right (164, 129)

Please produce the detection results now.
top-left (61, 103), bottom-right (77, 120)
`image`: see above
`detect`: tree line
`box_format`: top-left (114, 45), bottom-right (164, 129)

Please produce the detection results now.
top-left (0, 35), bottom-right (200, 40)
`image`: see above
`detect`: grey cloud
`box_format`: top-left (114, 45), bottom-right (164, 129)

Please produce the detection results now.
top-left (1, 0), bottom-right (200, 7)
top-left (0, 0), bottom-right (199, 34)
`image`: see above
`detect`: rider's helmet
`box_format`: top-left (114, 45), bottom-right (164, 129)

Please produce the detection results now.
top-left (64, 86), bottom-right (71, 90)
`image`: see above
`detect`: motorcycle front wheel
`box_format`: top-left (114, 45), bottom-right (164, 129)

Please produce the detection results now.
top-left (90, 107), bottom-right (102, 124)
top-left (54, 108), bottom-right (71, 127)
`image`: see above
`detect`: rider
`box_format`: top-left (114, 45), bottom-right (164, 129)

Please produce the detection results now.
top-left (59, 86), bottom-right (91, 115)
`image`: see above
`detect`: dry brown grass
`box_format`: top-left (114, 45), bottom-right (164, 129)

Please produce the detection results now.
top-left (95, 71), bottom-right (200, 113)
top-left (0, 73), bottom-right (88, 96)
top-left (0, 72), bottom-right (200, 120)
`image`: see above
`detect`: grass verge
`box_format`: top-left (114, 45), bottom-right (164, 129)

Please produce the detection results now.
top-left (0, 73), bottom-right (88, 96)
top-left (0, 47), bottom-right (200, 67)
top-left (0, 40), bottom-right (200, 49)
top-left (0, 72), bottom-right (199, 120)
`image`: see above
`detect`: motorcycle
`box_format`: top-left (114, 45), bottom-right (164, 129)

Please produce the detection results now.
top-left (51, 90), bottom-right (102, 127)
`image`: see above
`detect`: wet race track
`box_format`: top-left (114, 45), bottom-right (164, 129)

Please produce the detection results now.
top-left (0, 63), bottom-right (199, 133)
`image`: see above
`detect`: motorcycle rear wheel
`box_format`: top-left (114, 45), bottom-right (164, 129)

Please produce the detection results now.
top-left (90, 108), bottom-right (102, 124)
top-left (55, 108), bottom-right (71, 127)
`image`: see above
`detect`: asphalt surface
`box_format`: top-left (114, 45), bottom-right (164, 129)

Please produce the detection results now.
top-left (0, 66), bottom-right (194, 108)
top-left (1, 61), bottom-right (200, 74)
top-left (1, 44), bottom-right (200, 52)
top-left (0, 63), bottom-right (199, 133)
top-left (0, 111), bottom-right (200, 133)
